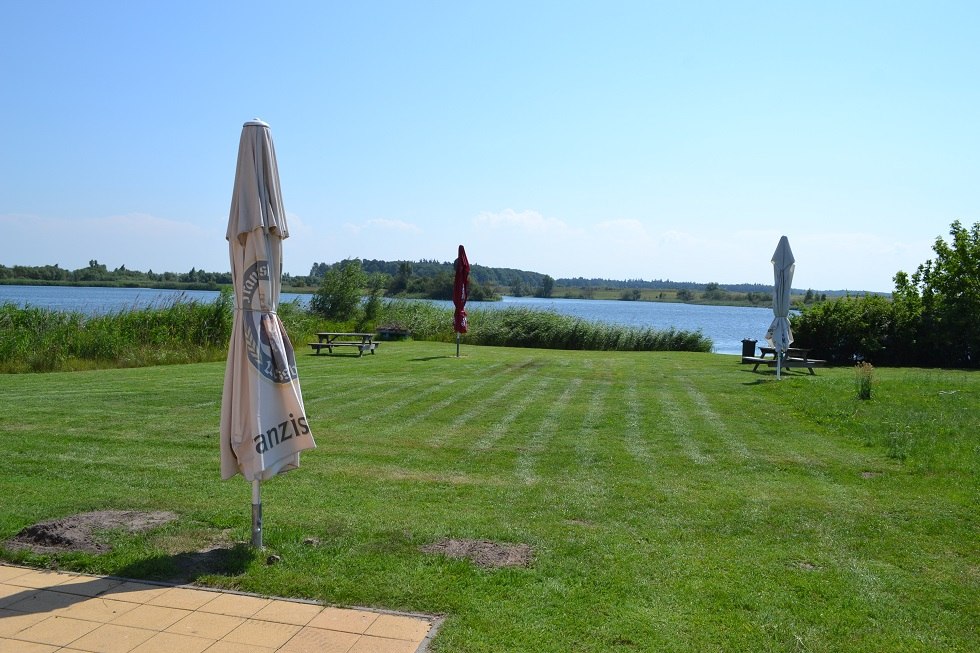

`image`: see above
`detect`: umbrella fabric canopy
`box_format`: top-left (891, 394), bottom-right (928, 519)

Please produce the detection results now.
top-left (453, 245), bottom-right (470, 334)
top-left (765, 235), bottom-right (796, 376)
top-left (220, 120), bottom-right (315, 482)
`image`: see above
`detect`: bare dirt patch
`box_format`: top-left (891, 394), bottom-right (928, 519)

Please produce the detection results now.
top-left (420, 538), bottom-right (533, 569)
top-left (8, 510), bottom-right (178, 554)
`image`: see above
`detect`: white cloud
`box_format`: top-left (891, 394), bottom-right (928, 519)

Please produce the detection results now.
top-left (474, 208), bottom-right (582, 236)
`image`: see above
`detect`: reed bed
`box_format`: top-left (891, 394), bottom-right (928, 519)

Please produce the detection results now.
top-left (1, 297), bottom-right (712, 374)
top-left (379, 300), bottom-right (712, 352)
top-left (0, 294), bottom-right (232, 373)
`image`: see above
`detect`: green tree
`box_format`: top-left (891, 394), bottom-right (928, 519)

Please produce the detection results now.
top-left (358, 273), bottom-right (388, 330)
top-left (309, 260), bottom-right (366, 321)
top-left (900, 220), bottom-right (980, 366)
top-left (702, 282), bottom-right (725, 301)
top-left (536, 275), bottom-right (554, 298)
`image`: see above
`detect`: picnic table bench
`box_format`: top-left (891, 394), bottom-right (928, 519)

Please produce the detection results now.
top-left (742, 346), bottom-right (826, 375)
top-left (309, 332), bottom-right (378, 356)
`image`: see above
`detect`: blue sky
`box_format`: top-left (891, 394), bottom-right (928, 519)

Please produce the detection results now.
top-left (1, 1), bottom-right (977, 292)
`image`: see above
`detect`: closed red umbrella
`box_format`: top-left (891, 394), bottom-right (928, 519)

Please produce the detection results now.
top-left (453, 245), bottom-right (470, 357)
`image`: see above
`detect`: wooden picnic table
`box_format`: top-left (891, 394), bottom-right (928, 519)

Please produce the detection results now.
top-left (309, 332), bottom-right (378, 356)
top-left (743, 346), bottom-right (825, 375)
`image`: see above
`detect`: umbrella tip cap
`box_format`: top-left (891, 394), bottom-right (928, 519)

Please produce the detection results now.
top-left (244, 118), bottom-right (270, 128)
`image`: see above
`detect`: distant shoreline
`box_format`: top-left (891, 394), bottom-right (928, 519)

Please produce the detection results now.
top-left (0, 278), bottom-right (824, 310)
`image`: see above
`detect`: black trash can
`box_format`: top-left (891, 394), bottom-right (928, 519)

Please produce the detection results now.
top-left (741, 338), bottom-right (757, 361)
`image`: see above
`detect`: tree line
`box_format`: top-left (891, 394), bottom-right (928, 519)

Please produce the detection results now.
top-left (0, 260), bottom-right (234, 288)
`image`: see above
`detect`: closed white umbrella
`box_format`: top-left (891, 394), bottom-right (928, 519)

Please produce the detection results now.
top-left (220, 120), bottom-right (315, 547)
top-left (765, 235), bottom-right (796, 380)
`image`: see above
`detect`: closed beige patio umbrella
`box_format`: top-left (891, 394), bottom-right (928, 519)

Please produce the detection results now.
top-left (765, 235), bottom-right (796, 380)
top-left (220, 120), bottom-right (315, 547)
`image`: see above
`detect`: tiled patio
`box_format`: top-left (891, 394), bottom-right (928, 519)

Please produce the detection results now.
top-left (0, 564), bottom-right (438, 652)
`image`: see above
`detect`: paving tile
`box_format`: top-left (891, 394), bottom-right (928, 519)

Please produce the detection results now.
top-left (57, 596), bottom-right (138, 623)
top-left (0, 566), bottom-right (438, 653)
top-left (277, 626), bottom-right (360, 653)
top-left (349, 634), bottom-right (425, 653)
top-left (201, 641), bottom-right (276, 653)
top-left (365, 613), bottom-right (433, 641)
top-left (2, 569), bottom-right (68, 590)
top-left (166, 611), bottom-right (245, 640)
top-left (110, 603), bottom-right (191, 631)
top-left (10, 615), bottom-right (101, 647)
top-left (147, 587), bottom-right (221, 610)
top-left (0, 566), bottom-right (30, 582)
top-left (52, 574), bottom-right (125, 597)
top-left (221, 618), bottom-right (302, 649)
top-left (102, 581), bottom-right (173, 605)
top-left (306, 606), bottom-right (378, 634)
top-left (251, 599), bottom-right (323, 626)
top-left (0, 639), bottom-right (60, 652)
top-left (4, 588), bottom-right (80, 614)
top-left (128, 631), bottom-right (214, 653)
top-left (0, 583), bottom-right (32, 609)
top-left (196, 592), bottom-right (271, 618)
top-left (0, 608), bottom-right (49, 636)
top-left (66, 623), bottom-right (156, 653)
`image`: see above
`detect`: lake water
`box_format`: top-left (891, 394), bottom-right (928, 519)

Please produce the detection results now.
top-left (0, 285), bottom-right (773, 356)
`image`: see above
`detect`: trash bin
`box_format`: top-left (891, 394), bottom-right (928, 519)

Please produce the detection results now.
top-left (741, 338), bottom-right (757, 360)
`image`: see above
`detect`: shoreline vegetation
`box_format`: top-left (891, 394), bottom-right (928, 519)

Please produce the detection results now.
top-left (5, 220), bottom-right (977, 370)
top-left (0, 295), bottom-right (713, 374)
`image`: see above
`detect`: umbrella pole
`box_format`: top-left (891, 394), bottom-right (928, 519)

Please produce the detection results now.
top-left (251, 479), bottom-right (263, 548)
top-left (456, 332), bottom-right (460, 358)
top-left (776, 351), bottom-right (782, 380)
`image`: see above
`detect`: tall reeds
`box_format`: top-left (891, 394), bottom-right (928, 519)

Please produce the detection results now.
top-left (377, 300), bottom-right (713, 352)
top-left (1, 296), bottom-right (714, 374)
top-left (0, 292), bottom-right (233, 373)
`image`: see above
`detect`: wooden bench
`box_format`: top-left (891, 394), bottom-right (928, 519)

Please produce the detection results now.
top-left (309, 332), bottom-right (378, 357)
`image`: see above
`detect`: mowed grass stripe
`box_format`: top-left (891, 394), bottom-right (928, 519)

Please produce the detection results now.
top-left (622, 381), bottom-right (657, 468)
top-left (514, 378), bottom-right (583, 486)
top-left (424, 368), bottom-right (538, 448)
top-left (469, 377), bottom-right (553, 453)
top-left (655, 385), bottom-right (712, 466)
top-left (682, 382), bottom-right (752, 460)
top-left (428, 371), bottom-right (533, 450)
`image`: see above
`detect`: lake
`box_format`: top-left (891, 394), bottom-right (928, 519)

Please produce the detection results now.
top-left (0, 285), bottom-right (774, 356)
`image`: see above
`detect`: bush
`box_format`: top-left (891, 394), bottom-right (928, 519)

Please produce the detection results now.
top-left (791, 294), bottom-right (898, 364)
top-left (793, 220), bottom-right (979, 368)
top-left (309, 261), bottom-right (365, 321)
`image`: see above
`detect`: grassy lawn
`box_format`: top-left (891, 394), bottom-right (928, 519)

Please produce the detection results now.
top-left (1, 341), bottom-right (977, 651)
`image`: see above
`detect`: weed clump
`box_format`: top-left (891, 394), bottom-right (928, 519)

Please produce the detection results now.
top-left (856, 361), bottom-right (875, 400)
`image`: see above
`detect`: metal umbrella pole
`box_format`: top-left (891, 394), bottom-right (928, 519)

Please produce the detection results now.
top-left (251, 480), bottom-right (263, 548)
